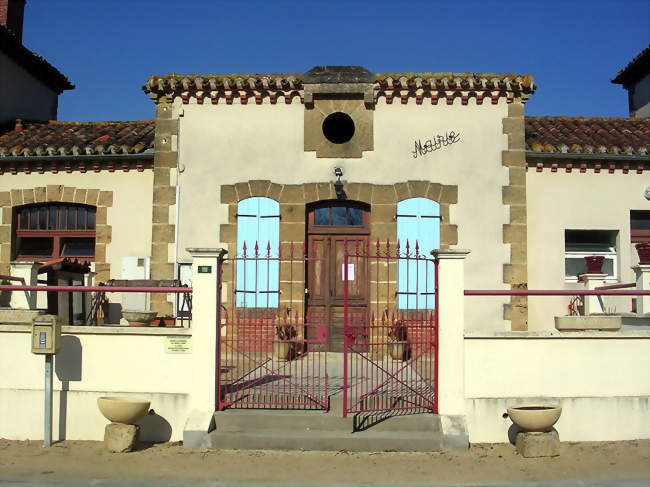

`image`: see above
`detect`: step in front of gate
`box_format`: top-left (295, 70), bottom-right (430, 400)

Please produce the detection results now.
top-left (206, 410), bottom-right (468, 452)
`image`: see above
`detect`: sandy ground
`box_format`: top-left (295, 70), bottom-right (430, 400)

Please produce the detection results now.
top-left (0, 439), bottom-right (649, 485)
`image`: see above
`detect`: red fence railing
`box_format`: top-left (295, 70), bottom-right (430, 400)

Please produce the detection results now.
top-left (343, 240), bottom-right (439, 417)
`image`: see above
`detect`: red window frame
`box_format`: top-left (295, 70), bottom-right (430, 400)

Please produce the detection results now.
top-left (14, 203), bottom-right (96, 261)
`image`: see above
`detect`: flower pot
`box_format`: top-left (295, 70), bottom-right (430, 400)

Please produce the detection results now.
top-left (273, 341), bottom-right (292, 361)
top-left (584, 255), bottom-right (605, 274)
top-left (159, 317), bottom-right (176, 327)
top-left (636, 243), bottom-right (650, 265)
top-left (388, 341), bottom-right (407, 361)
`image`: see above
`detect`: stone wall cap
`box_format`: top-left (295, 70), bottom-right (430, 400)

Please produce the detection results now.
top-left (432, 249), bottom-right (471, 259)
top-left (186, 248), bottom-right (227, 258)
top-left (303, 66), bottom-right (375, 84)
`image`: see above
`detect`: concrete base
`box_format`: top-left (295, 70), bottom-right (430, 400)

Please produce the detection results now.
top-left (515, 430), bottom-right (560, 458)
top-left (183, 409), bottom-right (214, 449)
top-left (190, 410), bottom-right (468, 452)
top-left (104, 423), bottom-right (140, 453)
top-left (555, 315), bottom-right (622, 331)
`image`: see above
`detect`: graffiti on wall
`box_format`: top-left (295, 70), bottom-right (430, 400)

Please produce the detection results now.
top-left (412, 131), bottom-right (461, 158)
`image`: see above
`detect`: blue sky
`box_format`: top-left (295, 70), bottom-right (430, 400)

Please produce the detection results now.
top-left (22, 0), bottom-right (650, 122)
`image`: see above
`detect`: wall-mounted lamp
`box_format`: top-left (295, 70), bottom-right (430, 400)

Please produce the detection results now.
top-left (334, 167), bottom-right (346, 199)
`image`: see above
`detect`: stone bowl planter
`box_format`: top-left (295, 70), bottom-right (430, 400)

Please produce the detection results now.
top-left (121, 309), bottom-right (157, 327)
top-left (506, 404), bottom-right (562, 432)
top-left (97, 396), bottom-right (150, 424)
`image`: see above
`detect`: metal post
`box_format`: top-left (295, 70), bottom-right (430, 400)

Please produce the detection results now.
top-left (44, 354), bottom-right (53, 447)
top-left (342, 247), bottom-right (348, 418)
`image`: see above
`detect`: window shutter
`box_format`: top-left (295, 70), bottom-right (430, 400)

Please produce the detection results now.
top-left (236, 197), bottom-right (280, 307)
top-left (397, 198), bottom-right (440, 309)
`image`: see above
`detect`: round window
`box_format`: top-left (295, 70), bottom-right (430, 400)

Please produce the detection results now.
top-left (322, 112), bottom-right (355, 144)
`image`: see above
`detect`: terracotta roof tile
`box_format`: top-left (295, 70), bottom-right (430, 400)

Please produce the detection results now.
top-left (525, 117), bottom-right (650, 156)
top-left (0, 120), bottom-right (155, 157)
top-left (143, 72), bottom-right (535, 105)
top-left (0, 25), bottom-right (73, 93)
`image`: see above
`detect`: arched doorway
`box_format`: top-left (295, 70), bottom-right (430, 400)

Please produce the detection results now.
top-left (306, 200), bottom-right (370, 352)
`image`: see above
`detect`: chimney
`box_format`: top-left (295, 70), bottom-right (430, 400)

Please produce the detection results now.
top-left (0, 0), bottom-right (26, 43)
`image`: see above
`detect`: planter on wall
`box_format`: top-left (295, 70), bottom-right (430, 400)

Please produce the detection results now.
top-left (636, 243), bottom-right (650, 265)
top-left (555, 315), bottom-right (622, 331)
top-left (584, 255), bottom-right (605, 274)
top-left (121, 309), bottom-right (157, 327)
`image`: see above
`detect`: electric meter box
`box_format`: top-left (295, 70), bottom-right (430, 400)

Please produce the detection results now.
top-left (31, 315), bottom-right (62, 354)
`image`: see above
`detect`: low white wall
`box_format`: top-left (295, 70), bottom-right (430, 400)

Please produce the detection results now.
top-left (464, 332), bottom-right (650, 443)
top-left (0, 326), bottom-right (193, 442)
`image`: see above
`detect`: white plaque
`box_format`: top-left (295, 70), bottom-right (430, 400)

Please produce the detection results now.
top-left (342, 263), bottom-right (355, 281)
top-left (165, 336), bottom-right (191, 354)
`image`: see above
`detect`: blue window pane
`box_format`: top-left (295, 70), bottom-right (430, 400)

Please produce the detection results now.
top-left (87, 208), bottom-right (96, 229)
top-left (332, 206), bottom-right (346, 225)
top-left (19, 209), bottom-right (28, 229)
top-left (58, 207), bottom-right (66, 229)
top-left (29, 208), bottom-right (38, 229)
top-left (48, 207), bottom-right (57, 230)
top-left (348, 208), bottom-right (362, 225)
top-left (39, 207), bottom-right (47, 229)
top-left (314, 208), bottom-right (329, 225)
top-left (77, 207), bottom-right (86, 229)
top-left (67, 207), bottom-right (75, 229)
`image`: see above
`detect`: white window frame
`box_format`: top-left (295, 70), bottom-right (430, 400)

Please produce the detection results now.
top-left (564, 250), bottom-right (618, 282)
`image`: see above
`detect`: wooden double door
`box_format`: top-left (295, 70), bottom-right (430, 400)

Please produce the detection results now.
top-left (306, 233), bottom-right (368, 352)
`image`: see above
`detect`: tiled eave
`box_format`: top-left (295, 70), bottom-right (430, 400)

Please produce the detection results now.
top-left (0, 25), bottom-right (74, 93)
top-left (611, 45), bottom-right (650, 86)
top-left (143, 72), bottom-right (536, 105)
top-left (525, 116), bottom-right (650, 157)
top-left (527, 151), bottom-right (650, 174)
top-left (0, 153), bottom-right (154, 176)
top-left (0, 120), bottom-right (155, 162)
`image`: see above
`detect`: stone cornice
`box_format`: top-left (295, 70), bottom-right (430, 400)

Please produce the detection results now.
top-left (0, 156), bottom-right (153, 175)
top-left (143, 72), bottom-right (536, 106)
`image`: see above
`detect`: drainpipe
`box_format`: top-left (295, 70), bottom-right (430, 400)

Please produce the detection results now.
top-left (173, 118), bottom-right (182, 316)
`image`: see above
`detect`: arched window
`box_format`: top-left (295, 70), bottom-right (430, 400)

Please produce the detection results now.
top-left (236, 197), bottom-right (280, 308)
top-left (14, 203), bottom-right (96, 260)
top-left (396, 198), bottom-right (440, 309)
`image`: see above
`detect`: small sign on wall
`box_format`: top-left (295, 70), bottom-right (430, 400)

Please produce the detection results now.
top-left (165, 336), bottom-right (191, 354)
top-left (342, 263), bottom-right (355, 281)
top-left (198, 266), bottom-right (212, 274)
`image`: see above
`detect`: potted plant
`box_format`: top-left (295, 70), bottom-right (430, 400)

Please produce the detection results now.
top-left (274, 323), bottom-right (297, 361)
top-left (636, 243), bottom-right (650, 265)
top-left (158, 316), bottom-right (176, 327)
top-left (387, 320), bottom-right (410, 361)
top-left (584, 255), bottom-right (605, 274)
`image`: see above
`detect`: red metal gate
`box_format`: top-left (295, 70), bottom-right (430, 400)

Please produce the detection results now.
top-left (217, 242), bottom-right (329, 410)
top-left (343, 240), bottom-right (438, 417)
